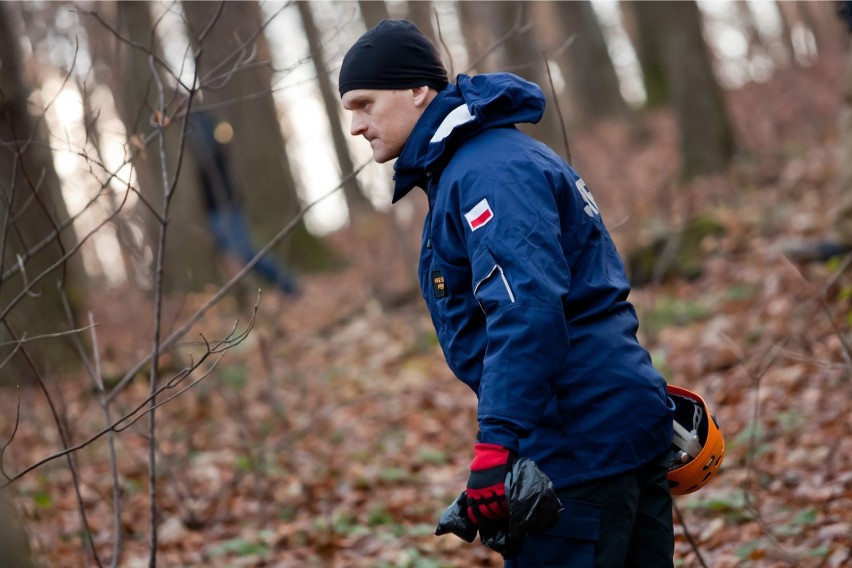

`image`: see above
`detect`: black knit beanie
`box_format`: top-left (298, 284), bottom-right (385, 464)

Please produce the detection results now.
top-left (338, 19), bottom-right (448, 97)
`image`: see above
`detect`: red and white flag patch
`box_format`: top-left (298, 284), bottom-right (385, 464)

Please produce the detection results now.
top-left (464, 198), bottom-right (494, 232)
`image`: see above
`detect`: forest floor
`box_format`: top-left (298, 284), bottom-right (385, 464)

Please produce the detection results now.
top-left (3, 50), bottom-right (852, 568)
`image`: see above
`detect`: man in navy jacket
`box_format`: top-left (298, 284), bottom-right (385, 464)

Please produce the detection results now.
top-left (340, 20), bottom-right (675, 567)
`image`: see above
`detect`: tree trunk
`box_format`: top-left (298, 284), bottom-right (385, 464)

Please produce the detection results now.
top-left (297, 1), bottom-right (368, 213)
top-left (774, 0), bottom-right (798, 66)
top-left (181, 0), bottom-right (334, 272)
top-left (800, 0), bottom-right (848, 54)
top-left (460, 1), bottom-right (568, 159)
top-left (628, 0), bottom-right (669, 108)
top-left (631, 1), bottom-right (735, 180)
top-left (552, 1), bottom-right (629, 125)
top-left (457, 1), bottom-right (491, 72)
top-left (734, 0), bottom-right (770, 68)
top-left (830, 42), bottom-right (852, 243)
top-left (663, 1), bottom-right (735, 179)
top-left (405, 1), bottom-right (437, 46)
top-left (0, 3), bottom-right (84, 378)
top-left (358, 0), bottom-right (391, 30)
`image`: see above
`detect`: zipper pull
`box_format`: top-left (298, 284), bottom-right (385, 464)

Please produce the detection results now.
top-left (426, 238), bottom-right (432, 249)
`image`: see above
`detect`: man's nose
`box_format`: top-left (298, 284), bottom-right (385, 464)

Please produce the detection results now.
top-left (350, 114), bottom-right (366, 137)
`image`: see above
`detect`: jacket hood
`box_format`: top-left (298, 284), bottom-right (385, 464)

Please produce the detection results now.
top-left (393, 72), bottom-right (545, 202)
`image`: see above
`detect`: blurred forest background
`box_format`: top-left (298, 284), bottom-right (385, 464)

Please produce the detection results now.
top-left (0, 1), bottom-right (850, 567)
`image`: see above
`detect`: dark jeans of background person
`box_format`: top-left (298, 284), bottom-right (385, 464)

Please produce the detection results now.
top-left (208, 207), bottom-right (297, 295)
top-left (505, 451), bottom-right (674, 568)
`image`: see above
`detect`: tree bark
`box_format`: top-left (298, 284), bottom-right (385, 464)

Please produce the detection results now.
top-left (459, 1), bottom-right (568, 159)
top-left (800, 0), bottom-right (847, 54)
top-left (552, 1), bottom-right (629, 125)
top-left (630, 1), bottom-right (735, 180)
top-left (628, 0), bottom-right (669, 108)
top-left (297, 1), bottom-right (368, 213)
top-left (774, 0), bottom-right (798, 66)
top-left (358, 0), bottom-right (391, 30)
top-left (0, 2), bottom-right (84, 378)
top-left (830, 42), bottom-right (852, 243)
top-left (405, 1), bottom-right (437, 46)
top-left (664, 1), bottom-right (735, 179)
top-left (734, 0), bottom-right (770, 68)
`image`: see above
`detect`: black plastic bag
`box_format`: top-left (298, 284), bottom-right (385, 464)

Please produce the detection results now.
top-left (434, 491), bottom-right (478, 543)
top-left (435, 457), bottom-right (563, 558)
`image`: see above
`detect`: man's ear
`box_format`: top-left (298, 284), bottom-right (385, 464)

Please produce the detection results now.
top-left (411, 86), bottom-right (433, 108)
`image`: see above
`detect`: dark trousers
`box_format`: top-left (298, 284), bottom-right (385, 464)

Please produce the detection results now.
top-left (505, 452), bottom-right (674, 568)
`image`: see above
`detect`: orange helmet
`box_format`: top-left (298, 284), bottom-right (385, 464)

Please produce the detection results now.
top-left (666, 385), bottom-right (725, 495)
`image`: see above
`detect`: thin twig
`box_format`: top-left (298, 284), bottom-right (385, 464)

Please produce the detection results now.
top-left (0, 184), bottom-right (132, 324)
top-left (60, 294), bottom-right (124, 568)
top-left (145, 42), bottom-right (187, 568)
top-left (735, 339), bottom-right (802, 567)
top-left (1, 304), bottom-right (257, 487)
top-left (780, 253), bottom-right (852, 372)
top-left (0, 386), bottom-right (23, 482)
top-left (0, 326), bottom-right (94, 351)
top-left (74, 6), bottom-right (194, 93)
top-left (104, 159), bottom-right (370, 405)
top-left (541, 49), bottom-right (571, 163)
top-left (1, 321), bottom-right (104, 568)
top-left (3, 39), bottom-right (81, 289)
top-left (433, 6), bottom-right (455, 79)
top-left (673, 499), bottom-right (710, 568)
top-left (464, 19), bottom-right (534, 75)
top-left (88, 312), bottom-right (123, 568)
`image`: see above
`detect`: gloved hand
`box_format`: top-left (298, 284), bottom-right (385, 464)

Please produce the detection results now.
top-left (436, 456), bottom-right (563, 559)
top-left (466, 443), bottom-right (512, 526)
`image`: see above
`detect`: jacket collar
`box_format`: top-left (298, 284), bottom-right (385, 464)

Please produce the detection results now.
top-left (392, 85), bottom-right (467, 203)
top-left (392, 73), bottom-right (546, 203)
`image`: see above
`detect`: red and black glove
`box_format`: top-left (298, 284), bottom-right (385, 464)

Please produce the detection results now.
top-left (466, 443), bottom-right (512, 526)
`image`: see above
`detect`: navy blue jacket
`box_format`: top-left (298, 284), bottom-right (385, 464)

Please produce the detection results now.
top-left (394, 73), bottom-right (673, 489)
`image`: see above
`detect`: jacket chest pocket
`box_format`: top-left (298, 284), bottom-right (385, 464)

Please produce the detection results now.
top-left (421, 260), bottom-right (466, 303)
top-left (419, 250), bottom-right (475, 320)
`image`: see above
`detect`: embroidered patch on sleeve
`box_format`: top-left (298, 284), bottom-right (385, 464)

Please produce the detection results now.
top-left (431, 270), bottom-right (446, 298)
top-left (464, 198), bottom-right (494, 232)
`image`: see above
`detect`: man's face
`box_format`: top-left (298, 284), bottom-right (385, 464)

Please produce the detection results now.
top-left (342, 88), bottom-right (426, 163)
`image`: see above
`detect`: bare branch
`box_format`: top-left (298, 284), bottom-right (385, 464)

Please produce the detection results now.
top-left (781, 253), bottom-right (852, 371)
top-left (464, 14), bottom-right (533, 74)
top-left (105, 159), bottom-right (370, 404)
top-left (1, 303), bottom-right (257, 488)
top-left (74, 6), bottom-right (195, 94)
top-left (1, 320), bottom-right (104, 567)
top-left (541, 49), bottom-right (571, 163)
top-left (673, 499), bottom-right (710, 568)
top-left (0, 386), bottom-right (22, 482)
top-left (60, 286), bottom-right (124, 568)
top-left (0, 323), bottom-right (95, 350)
top-left (1, 172), bottom-right (132, 285)
top-left (433, 7), bottom-right (455, 79)
top-left (0, 181), bottom-right (132, 324)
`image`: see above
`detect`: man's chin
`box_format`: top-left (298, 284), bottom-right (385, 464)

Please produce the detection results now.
top-left (372, 146), bottom-right (400, 164)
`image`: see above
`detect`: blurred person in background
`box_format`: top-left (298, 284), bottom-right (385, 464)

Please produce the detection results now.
top-left (187, 111), bottom-right (298, 295)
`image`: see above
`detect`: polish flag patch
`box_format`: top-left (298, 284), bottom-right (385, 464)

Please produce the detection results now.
top-left (464, 198), bottom-right (494, 232)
